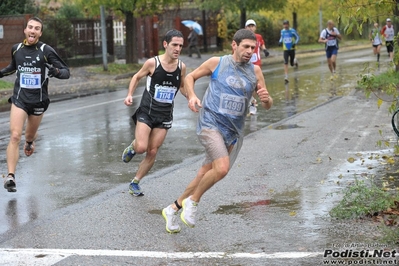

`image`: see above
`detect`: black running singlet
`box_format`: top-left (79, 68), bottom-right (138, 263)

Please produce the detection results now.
top-left (0, 41), bottom-right (69, 103)
top-left (139, 56), bottom-right (182, 118)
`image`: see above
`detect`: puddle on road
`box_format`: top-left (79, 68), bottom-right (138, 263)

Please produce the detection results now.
top-left (328, 149), bottom-right (399, 191)
top-left (213, 190), bottom-right (300, 215)
top-left (148, 209), bottom-right (162, 215)
top-left (271, 124), bottom-right (304, 130)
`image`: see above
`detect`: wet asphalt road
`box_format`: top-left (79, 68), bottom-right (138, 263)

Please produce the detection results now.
top-left (0, 49), bottom-right (397, 265)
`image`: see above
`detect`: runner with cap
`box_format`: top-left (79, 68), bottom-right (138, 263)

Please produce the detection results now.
top-left (244, 19), bottom-right (269, 115)
top-left (381, 18), bottom-right (395, 61)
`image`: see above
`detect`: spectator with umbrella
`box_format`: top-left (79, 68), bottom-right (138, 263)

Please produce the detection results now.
top-left (182, 20), bottom-right (202, 59)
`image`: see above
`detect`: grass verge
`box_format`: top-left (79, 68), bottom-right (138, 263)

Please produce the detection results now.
top-left (0, 80), bottom-right (13, 90)
top-left (330, 179), bottom-right (399, 219)
top-left (330, 178), bottom-right (399, 245)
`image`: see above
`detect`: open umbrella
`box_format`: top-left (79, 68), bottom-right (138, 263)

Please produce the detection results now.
top-left (181, 20), bottom-right (203, 35)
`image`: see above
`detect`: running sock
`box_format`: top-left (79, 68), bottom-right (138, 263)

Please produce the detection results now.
top-left (174, 200), bottom-right (182, 210)
top-left (132, 178), bottom-right (140, 184)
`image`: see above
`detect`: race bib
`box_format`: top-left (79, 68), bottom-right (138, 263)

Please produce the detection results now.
top-left (283, 37), bottom-right (292, 44)
top-left (327, 39), bottom-right (337, 46)
top-left (219, 93), bottom-right (246, 116)
top-left (20, 73), bottom-right (41, 89)
top-left (154, 86), bottom-right (177, 103)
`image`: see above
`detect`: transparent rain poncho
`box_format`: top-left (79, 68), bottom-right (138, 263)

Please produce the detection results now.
top-left (197, 55), bottom-right (257, 167)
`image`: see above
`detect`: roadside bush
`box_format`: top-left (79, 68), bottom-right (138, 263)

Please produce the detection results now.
top-left (330, 179), bottom-right (398, 219)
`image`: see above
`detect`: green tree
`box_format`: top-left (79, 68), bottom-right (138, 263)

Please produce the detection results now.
top-left (333, 0), bottom-right (399, 69)
top-left (56, 3), bottom-right (84, 19)
top-left (0, 0), bottom-right (36, 15)
top-left (73, 0), bottom-right (183, 64)
top-left (199, 0), bottom-right (285, 28)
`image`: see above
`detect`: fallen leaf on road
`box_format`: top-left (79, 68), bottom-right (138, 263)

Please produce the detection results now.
top-left (289, 211), bottom-right (297, 216)
top-left (347, 157), bottom-right (356, 163)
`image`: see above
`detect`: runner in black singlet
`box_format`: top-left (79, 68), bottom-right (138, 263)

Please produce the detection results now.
top-left (122, 29), bottom-right (186, 196)
top-left (0, 17), bottom-right (70, 192)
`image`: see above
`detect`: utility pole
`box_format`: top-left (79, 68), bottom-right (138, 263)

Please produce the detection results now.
top-left (100, 6), bottom-right (108, 71)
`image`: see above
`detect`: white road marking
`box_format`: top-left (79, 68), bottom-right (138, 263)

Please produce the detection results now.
top-left (0, 248), bottom-right (322, 264)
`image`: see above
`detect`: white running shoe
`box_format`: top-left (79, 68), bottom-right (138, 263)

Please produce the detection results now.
top-left (162, 205), bottom-right (181, 234)
top-left (294, 58), bottom-right (298, 68)
top-left (284, 75), bottom-right (289, 83)
top-left (181, 196), bottom-right (198, 228)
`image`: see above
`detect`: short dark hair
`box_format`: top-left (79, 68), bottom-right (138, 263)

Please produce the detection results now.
top-left (163, 29), bottom-right (183, 43)
top-left (27, 17), bottom-right (44, 32)
top-left (233, 29), bottom-right (256, 46)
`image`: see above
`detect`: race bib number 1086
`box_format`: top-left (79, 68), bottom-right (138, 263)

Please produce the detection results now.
top-left (219, 93), bottom-right (246, 116)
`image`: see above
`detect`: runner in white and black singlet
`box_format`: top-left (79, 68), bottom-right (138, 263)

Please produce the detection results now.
top-left (0, 17), bottom-right (70, 192)
top-left (122, 29), bottom-right (186, 197)
top-left (381, 18), bottom-right (395, 61)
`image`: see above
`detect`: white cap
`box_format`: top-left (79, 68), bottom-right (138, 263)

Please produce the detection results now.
top-left (245, 19), bottom-right (256, 27)
top-left (386, 18), bottom-right (391, 22)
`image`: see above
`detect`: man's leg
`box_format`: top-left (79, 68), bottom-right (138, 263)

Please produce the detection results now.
top-left (326, 58), bottom-right (333, 73)
top-left (129, 127), bottom-right (167, 196)
top-left (283, 51), bottom-right (289, 80)
top-left (190, 156), bottom-right (229, 202)
top-left (162, 162), bottom-right (212, 233)
top-left (290, 51), bottom-right (295, 67)
top-left (179, 156), bottom-right (230, 227)
top-left (174, 162), bottom-right (213, 208)
top-left (376, 45), bottom-right (381, 62)
top-left (7, 104), bottom-right (28, 175)
top-left (135, 127), bottom-right (168, 181)
top-left (188, 46), bottom-right (192, 57)
top-left (23, 113), bottom-right (44, 156)
top-left (195, 45), bottom-right (201, 58)
top-left (331, 54), bottom-right (337, 72)
top-left (122, 121), bottom-right (152, 163)
top-left (133, 122), bottom-right (153, 154)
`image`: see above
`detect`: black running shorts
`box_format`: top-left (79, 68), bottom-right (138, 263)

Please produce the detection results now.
top-left (386, 41), bottom-right (394, 53)
top-left (9, 96), bottom-right (50, 116)
top-left (132, 107), bottom-right (172, 129)
top-left (283, 50), bottom-right (296, 66)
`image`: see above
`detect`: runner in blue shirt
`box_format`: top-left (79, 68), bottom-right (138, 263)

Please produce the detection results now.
top-left (279, 20), bottom-right (299, 82)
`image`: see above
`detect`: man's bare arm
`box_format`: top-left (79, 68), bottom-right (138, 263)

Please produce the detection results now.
top-left (185, 57), bottom-right (220, 112)
top-left (124, 59), bottom-right (154, 106)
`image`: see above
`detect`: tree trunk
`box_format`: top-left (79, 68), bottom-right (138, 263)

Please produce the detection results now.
top-left (292, 12), bottom-right (298, 30)
top-left (202, 9), bottom-right (207, 52)
top-left (240, 8), bottom-right (246, 29)
top-left (125, 11), bottom-right (138, 64)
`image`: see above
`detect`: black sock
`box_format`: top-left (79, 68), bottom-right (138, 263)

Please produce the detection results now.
top-left (174, 200), bottom-right (182, 210)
